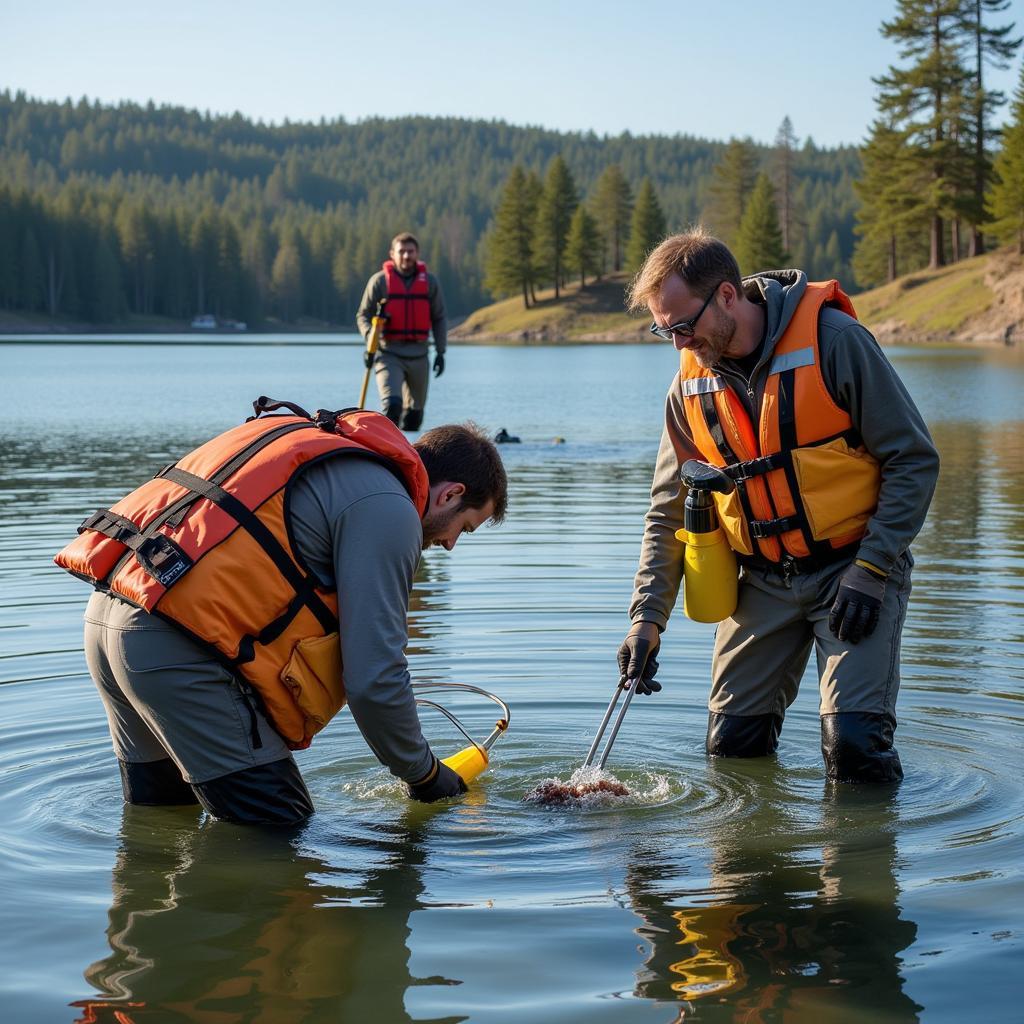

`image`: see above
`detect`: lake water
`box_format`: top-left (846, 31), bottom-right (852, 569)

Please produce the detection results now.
top-left (1, 339), bottom-right (1021, 1023)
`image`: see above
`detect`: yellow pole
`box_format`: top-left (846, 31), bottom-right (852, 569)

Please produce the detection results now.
top-left (357, 298), bottom-right (388, 409)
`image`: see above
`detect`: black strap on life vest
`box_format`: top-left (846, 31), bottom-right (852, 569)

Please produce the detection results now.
top-left (93, 419), bottom-right (318, 592)
top-left (78, 509), bottom-right (194, 588)
top-left (698, 392), bottom-right (764, 535)
top-left (156, 466), bottom-right (336, 637)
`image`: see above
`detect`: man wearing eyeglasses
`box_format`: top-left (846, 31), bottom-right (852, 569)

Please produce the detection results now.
top-left (617, 228), bottom-right (938, 784)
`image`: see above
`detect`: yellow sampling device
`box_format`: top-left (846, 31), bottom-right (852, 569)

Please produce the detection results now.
top-left (357, 298), bottom-right (388, 410)
top-left (674, 460), bottom-right (739, 623)
top-left (412, 682), bottom-right (511, 784)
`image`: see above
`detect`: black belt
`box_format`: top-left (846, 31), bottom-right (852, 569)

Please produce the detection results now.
top-left (739, 543), bottom-right (856, 580)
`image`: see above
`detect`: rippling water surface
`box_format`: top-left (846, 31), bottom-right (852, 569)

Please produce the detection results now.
top-left (1, 340), bottom-right (1021, 1022)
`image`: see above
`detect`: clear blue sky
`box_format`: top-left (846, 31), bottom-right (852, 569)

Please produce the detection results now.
top-left (3, 0), bottom-right (1022, 148)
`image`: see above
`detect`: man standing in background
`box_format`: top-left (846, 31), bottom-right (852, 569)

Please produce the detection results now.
top-left (357, 233), bottom-right (448, 431)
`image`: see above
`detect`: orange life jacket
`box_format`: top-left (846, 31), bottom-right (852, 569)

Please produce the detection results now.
top-left (382, 259), bottom-right (432, 343)
top-left (679, 281), bottom-right (880, 569)
top-left (55, 398), bottom-right (430, 749)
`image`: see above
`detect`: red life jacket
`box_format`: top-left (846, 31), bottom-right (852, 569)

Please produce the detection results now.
top-left (679, 281), bottom-right (881, 570)
top-left (55, 399), bottom-right (430, 748)
top-left (382, 259), bottom-right (432, 343)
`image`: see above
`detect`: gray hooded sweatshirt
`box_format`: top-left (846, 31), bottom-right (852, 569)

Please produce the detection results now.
top-left (629, 269), bottom-right (940, 631)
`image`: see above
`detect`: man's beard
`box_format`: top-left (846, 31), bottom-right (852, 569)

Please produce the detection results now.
top-left (421, 502), bottom-right (462, 549)
top-left (692, 308), bottom-right (737, 369)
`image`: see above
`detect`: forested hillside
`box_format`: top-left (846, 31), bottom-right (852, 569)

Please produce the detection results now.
top-left (0, 91), bottom-right (860, 327)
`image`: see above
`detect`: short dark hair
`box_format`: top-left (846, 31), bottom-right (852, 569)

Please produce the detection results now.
top-left (414, 422), bottom-right (508, 524)
top-left (391, 232), bottom-right (420, 251)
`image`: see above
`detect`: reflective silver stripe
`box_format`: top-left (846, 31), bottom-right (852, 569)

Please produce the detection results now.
top-left (682, 376), bottom-right (726, 396)
top-left (768, 347), bottom-right (815, 375)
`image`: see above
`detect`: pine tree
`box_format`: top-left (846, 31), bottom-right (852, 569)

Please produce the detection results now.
top-left (962, 0), bottom-right (1022, 254)
top-left (773, 117), bottom-right (798, 253)
top-left (988, 62), bottom-right (1024, 252)
top-left (854, 119), bottom-right (931, 285)
top-left (875, 0), bottom-right (975, 268)
top-left (704, 138), bottom-right (760, 245)
top-left (271, 236), bottom-right (303, 321)
top-left (734, 173), bottom-right (788, 274)
top-left (564, 203), bottom-right (602, 287)
top-left (625, 178), bottom-right (667, 272)
top-left (484, 164), bottom-right (539, 307)
top-left (532, 155), bottom-right (578, 300)
top-left (591, 164), bottom-right (633, 272)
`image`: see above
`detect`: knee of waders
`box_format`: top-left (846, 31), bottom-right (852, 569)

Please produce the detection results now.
top-left (118, 757), bottom-right (200, 806)
top-left (400, 407), bottom-right (424, 431)
top-left (706, 711), bottom-right (782, 758)
top-left (821, 712), bottom-right (904, 784)
top-left (191, 758), bottom-right (315, 826)
top-left (384, 399), bottom-right (403, 425)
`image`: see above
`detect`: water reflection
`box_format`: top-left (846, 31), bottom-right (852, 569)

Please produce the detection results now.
top-left (628, 769), bottom-right (921, 1022)
top-left (73, 808), bottom-right (459, 1024)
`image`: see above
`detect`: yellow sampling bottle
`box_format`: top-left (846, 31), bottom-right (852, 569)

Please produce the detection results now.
top-left (442, 744), bottom-right (490, 784)
top-left (674, 460), bottom-right (739, 623)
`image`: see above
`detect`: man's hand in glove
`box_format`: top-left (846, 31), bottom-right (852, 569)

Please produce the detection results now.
top-left (829, 560), bottom-right (888, 644)
top-left (363, 350), bottom-right (375, 369)
top-left (616, 623), bottom-right (662, 695)
top-left (406, 754), bottom-right (467, 803)
top-left (433, 353), bottom-right (445, 378)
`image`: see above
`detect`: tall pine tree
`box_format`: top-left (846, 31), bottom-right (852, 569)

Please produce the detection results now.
top-left (962, 0), bottom-right (1022, 254)
top-left (704, 138), bottom-right (760, 245)
top-left (734, 173), bottom-right (788, 274)
top-left (591, 164), bottom-right (633, 273)
top-left (875, 0), bottom-right (974, 268)
top-left (532, 156), bottom-right (578, 300)
top-left (625, 178), bottom-right (667, 272)
top-left (484, 164), bottom-right (539, 308)
top-left (564, 203), bottom-right (602, 287)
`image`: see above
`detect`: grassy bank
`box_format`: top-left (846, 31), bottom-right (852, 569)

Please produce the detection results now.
top-left (454, 249), bottom-right (1024, 346)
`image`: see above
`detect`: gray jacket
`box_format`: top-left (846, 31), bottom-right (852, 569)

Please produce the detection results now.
top-left (356, 268), bottom-right (447, 358)
top-left (629, 269), bottom-right (940, 630)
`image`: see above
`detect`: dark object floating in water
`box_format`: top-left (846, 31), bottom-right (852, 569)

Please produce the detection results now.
top-left (494, 428), bottom-right (521, 444)
top-left (525, 779), bottom-right (630, 805)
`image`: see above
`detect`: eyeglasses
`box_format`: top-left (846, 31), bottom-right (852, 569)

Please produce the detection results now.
top-left (649, 281), bottom-right (721, 341)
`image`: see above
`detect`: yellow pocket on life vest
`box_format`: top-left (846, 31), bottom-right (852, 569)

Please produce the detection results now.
top-left (712, 487), bottom-right (753, 557)
top-left (280, 633), bottom-right (347, 734)
top-left (791, 438), bottom-right (880, 541)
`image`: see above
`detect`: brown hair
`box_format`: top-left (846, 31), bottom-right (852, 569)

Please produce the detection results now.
top-left (414, 422), bottom-right (508, 524)
top-left (626, 226), bottom-right (742, 312)
top-left (390, 232), bottom-right (420, 251)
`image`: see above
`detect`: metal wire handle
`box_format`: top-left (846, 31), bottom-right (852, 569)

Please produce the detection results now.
top-left (411, 682), bottom-right (511, 753)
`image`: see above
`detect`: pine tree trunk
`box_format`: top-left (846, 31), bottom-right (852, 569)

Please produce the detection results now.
top-left (930, 214), bottom-right (945, 269)
top-left (888, 234), bottom-right (897, 283)
top-left (951, 218), bottom-right (961, 263)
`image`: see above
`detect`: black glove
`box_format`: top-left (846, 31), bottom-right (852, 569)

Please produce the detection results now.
top-left (433, 353), bottom-right (445, 378)
top-left (363, 350), bottom-right (375, 369)
top-left (829, 562), bottom-right (887, 644)
top-left (616, 632), bottom-right (661, 695)
top-left (406, 755), bottom-right (467, 803)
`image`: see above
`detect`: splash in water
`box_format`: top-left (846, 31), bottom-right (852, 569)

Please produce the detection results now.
top-left (523, 766), bottom-right (635, 807)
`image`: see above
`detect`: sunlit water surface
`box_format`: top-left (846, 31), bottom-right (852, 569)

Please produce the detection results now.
top-left (0, 340), bottom-right (1021, 1022)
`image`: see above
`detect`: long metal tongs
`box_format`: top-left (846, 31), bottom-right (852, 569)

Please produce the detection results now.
top-left (582, 678), bottom-right (639, 771)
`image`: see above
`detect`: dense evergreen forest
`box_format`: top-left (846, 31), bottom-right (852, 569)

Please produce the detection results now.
top-left (0, 91), bottom-right (860, 327)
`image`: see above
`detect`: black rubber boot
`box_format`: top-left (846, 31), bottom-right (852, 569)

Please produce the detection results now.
top-left (400, 407), bottom-right (424, 431)
top-left (118, 757), bottom-right (199, 806)
top-left (706, 711), bottom-right (783, 757)
top-left (384, 398), bottom-right (403, 425)
top-left (191, 757), bottom-right (315, 826)
top-left (821, 712), bottom-right (904, 784)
